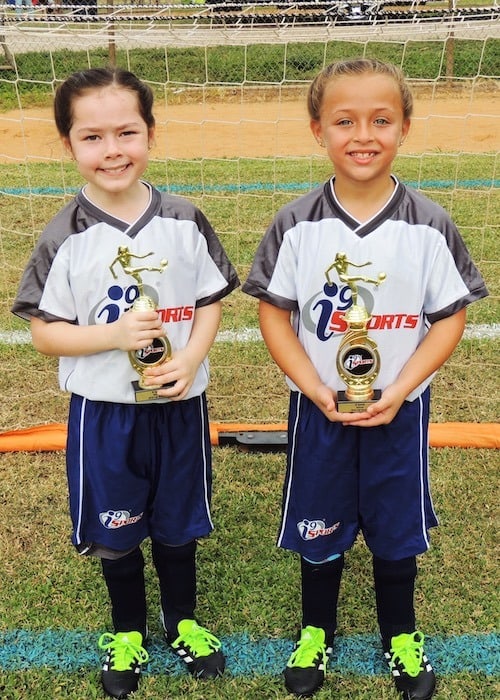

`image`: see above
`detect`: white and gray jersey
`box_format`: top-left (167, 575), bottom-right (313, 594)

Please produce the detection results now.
top-left (13, 183), bottom-right (239, 403)
top-left (243, 177), bottom-right (488, 401)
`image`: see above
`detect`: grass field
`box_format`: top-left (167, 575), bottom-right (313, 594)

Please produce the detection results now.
top-left (1, 37), bottom-right (499, 110)
top-left (0, 445), bottom-right (498, 698)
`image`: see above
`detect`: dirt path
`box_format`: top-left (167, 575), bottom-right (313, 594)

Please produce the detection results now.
top-left (0, 94), bottom-right (497, 162)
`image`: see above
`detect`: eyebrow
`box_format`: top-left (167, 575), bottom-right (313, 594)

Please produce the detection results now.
top-left (332, 104), bottom-right (398, 112)
top-left (73, 122), bottom-right (143, 134)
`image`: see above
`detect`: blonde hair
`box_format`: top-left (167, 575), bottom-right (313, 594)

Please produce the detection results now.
top-left (307, 58), bottom-right (413, 122)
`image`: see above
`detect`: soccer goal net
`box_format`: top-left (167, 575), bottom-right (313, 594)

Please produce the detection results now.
top-left (0, 4), bottom-right (498, 435)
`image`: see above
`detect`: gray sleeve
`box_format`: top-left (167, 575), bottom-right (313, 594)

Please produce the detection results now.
top-left (11, 200), bottom-right (80, 322)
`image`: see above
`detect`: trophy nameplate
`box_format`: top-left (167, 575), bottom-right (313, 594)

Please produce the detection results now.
top-left (325, 252), bottom-right (386, 413)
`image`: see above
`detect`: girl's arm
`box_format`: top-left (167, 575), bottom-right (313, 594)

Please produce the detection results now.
top-left (353, 307), bottom-right (467, 426)
top-left (144, 301), bottom-right (222, 400)
top-left (258, 300), bottom-right (369, 422)
top-left (30, 309), bottom-right (164, 357)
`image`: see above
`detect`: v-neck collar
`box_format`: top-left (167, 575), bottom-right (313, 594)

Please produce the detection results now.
top-left (77, 182), bottom-right (160, 238)
top-left (325, 175), bottom-right (404, 237)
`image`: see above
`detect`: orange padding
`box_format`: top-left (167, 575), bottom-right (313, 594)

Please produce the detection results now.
top-left (0, 421), bottom-right (498, 452)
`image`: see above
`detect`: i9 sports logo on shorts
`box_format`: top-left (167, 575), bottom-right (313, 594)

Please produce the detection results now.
top-left (99, 510), bottom-right (144, 529)
top-left (297, 518), bottom-right (340, 540)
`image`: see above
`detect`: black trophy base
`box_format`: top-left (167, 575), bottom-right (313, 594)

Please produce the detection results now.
top-left (337, 389), bottom-right (382, 414)
top-left (132, 380), bottom-right (175, 403)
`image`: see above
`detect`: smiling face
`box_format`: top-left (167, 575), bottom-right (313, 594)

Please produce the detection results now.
top-left (62, 85), bottom-right (154, 208)
top-left (310, 71), bottom-right (410, 190)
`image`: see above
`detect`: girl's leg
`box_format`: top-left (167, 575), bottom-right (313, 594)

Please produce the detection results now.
top-left (372, 554), bottom-right (417, 648)
top-left (284, 554), bottom-right (344, 697)
top-left (101, 547), bottom-right (147, 639)
top-left (300, 554), bottom-right (345, 642)
top-left (99, 548), bottom-right (149, 698)
top-left (152, 538), bottom-right (225, 679)
top-left (151, 539), bottom-right (197, 637)
top-left (373, 555), bottom-right (436, 699)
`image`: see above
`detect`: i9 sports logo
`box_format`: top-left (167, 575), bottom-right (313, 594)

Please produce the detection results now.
top-left (342, 348), bottom-right (375, 376)
top-left (297, 518), bottom-right (341, 540)
top-left (89, 284), bottom-right (153, 324)
top-left (89, 284), bottom-right (194, 326)
top-left (301, 281), bottom-right (359, 341)
top-left (301, 281), bottom-right (417, 341)
top-left (99, 510), bottom-right (143, 530)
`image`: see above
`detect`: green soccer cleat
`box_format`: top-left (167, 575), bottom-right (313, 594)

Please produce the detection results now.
top-left (284, 625), bottom-right (333, 697)
top-left (99, 631), bottom-right (149, 699)
top-left (385, 631), bottom-right (436, 700)
top-left (167, 618), bottom-right (225, 679)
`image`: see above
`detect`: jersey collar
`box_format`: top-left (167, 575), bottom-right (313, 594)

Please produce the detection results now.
top-left (326, 175), bottom-right (404, 236)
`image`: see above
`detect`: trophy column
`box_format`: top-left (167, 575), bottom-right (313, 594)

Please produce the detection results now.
top-left (325, 253), bottom-right (386, 413)
top-left (110, 246), bottom-right (172, 402)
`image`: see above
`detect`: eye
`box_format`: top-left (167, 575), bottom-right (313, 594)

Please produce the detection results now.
top-left (374, 117), bottom-right (390, 125)
top-left (121, 130), bottom-right (138, 137)
top-left (84, 134), bottom-right (100, 142)
top-left (336, 119), bottom-right (352, 127)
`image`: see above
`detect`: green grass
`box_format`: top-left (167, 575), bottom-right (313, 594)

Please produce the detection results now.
top-left (0, 447), bottom-right (498, 698)
top-left (0, 671), bottom-right (496, 699)
top-left (1, 38), bottom-right (499, 110)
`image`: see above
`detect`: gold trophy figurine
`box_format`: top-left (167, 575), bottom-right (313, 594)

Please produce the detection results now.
top-left (325, 252), bottom-right (386, 413)
top-left (110, 246), bottom-right (172, 402)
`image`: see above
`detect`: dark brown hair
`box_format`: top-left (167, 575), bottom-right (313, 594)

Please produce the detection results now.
top-left (54, 67), bottom-right (155, 137)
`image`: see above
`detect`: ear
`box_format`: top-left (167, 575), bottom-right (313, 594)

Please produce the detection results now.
top-left (400, 118), bottom-right (411, 144)
top-left (310, 119), bottom-right (324, 147)
top-left (61, 136), bottom-right (74, 159)
top-left (148, 126), bottom-right (156, 150)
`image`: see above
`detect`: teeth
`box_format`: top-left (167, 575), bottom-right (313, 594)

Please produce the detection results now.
top-left (102, 165), bottom-right (127, 173)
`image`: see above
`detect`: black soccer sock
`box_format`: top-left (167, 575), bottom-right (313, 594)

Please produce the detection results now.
top-left (300, 554), bottom-right (344, 643)
top-left (373, 554), bottom-right (417, 651)
top-left (151, 539), bottom-right (197, 638)
top-left (101, 547), bottom-right (147, 639)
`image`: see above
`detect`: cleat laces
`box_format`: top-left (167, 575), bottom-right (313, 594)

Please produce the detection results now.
top-left (172, 619), bottom-right (222, 658)
top-left (287, 626), bottom-right (327, 669)
top-left (99, 631), bottom-right (149, 672)
top-left (390, 631), bottom-right (426, 678)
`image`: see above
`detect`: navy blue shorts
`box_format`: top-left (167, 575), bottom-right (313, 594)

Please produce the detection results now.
top-left (66, 393), bottom-right (213, 553)
top-left (278, 390), bottom-right (438, 561)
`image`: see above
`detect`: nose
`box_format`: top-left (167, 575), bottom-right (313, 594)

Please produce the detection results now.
top-left (103, 135), bottom-right (121, 157)
top-left (353, 122), bottom-right (373, 143)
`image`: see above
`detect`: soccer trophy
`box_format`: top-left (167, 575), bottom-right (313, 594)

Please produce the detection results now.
top-left (110, 246), bottom-right (172, 402)
top-left (325, 252), bottom-right (386, 413)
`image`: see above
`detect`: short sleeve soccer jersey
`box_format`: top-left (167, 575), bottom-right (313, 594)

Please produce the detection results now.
top-left (13, 183), bottom-right (239, 403)
top-left (243, 177), bottom-right (488, 400)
